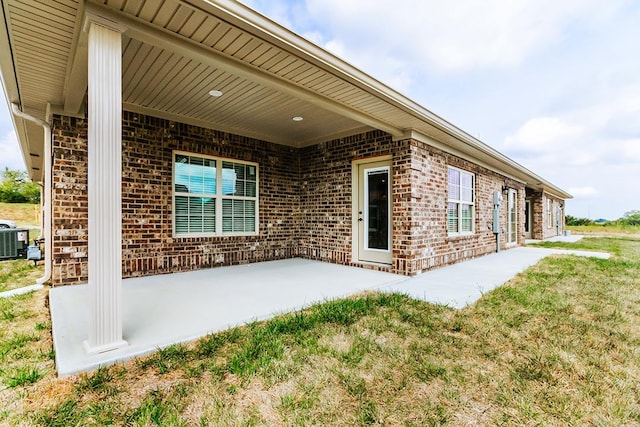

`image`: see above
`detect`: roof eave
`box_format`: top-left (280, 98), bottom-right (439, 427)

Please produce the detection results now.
top-left (0, 1), bottom-right (39, 179)
top-left (186, 0), bottom-right (571, 200)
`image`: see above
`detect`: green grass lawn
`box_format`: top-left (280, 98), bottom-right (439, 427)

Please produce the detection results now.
top-left (567, 224), bottom-right (640, 236)
top-left (1, 237), bottom-right (639, 426)
top-left (0, 260), bottom-right (44, 293)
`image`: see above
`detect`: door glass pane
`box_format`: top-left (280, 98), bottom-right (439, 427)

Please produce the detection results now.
top-left (366, 169), bottom-right (389, 250)
top-left (508, 191), bottom-right (517, 243)
top-left (461, 204), bottom-right (472, 232)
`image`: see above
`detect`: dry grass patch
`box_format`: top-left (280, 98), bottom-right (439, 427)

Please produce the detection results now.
top-left (1, 237), bottom-right (639, 426)
top-left (567, 224), bottom-right (640, 236)
top-left (0, 202), bottom-right (40, 229)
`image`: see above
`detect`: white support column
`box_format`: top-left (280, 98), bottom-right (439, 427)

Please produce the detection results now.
top-left (83, 15), bottom-right (128, 355)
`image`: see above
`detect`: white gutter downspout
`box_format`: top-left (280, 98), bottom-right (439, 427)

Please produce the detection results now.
top-left (10, 103), bottom-right (52, 286)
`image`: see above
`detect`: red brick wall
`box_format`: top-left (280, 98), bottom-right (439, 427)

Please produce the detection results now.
top-left (298, 131), bottom-right (397, 269)
top-left (51, 112), bottom-right (530, 285)
top-left (392, 139), bottom-right (525, 275)
top-left (51, 116), bottom-right (89, 284)
top-left (51, 112), bottom-right (301, 285)
top-left (527, 191), bottom-right (565, 240)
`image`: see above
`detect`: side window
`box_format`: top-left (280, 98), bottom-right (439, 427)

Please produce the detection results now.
top-left (447, 167), bottom-right (475, 234)
top-left (173, 152), bottom-right (258, 237)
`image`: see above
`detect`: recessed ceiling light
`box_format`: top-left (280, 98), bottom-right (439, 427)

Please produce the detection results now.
top-left (208, 89), bottom-right (223, 97)
top-left (292, 116), bottom-right (304, 122)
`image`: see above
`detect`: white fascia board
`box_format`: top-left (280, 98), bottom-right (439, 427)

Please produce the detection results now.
top-left (0, 3), bottom-right (37, 178)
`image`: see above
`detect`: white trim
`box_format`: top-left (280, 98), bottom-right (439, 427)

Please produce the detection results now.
top-left (525, 199), bottom-right (532, 239)
top-left (84, 20), bottom-right (127, 354)
top-left (507, 189), bottom-right (517, 244)
top-left (447, 166), bottom-right (475, 236)
top-left (401, 130), bottom-right (526, 185)
top-left (352, 156), bottom-right (393, 265)
top-left (183, 1), bottom-right (567, 200)
top-left (172, 150), bottom-right (259, 237)
top-left (363, 165), bottom-right (391, 254)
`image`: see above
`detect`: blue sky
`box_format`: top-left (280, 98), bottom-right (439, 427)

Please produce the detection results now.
top-left (1, 0), bottom-right (639, 220)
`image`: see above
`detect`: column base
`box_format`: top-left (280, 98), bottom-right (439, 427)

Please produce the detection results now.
top-left (83, 339), bottom-right (128, 356)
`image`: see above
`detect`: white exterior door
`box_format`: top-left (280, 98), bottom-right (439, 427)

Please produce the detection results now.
top-left (507, 190), bottom-right (517, 244)
top-left (525, 200), bottom-right (532, 239)
top-left (356, 160), bottom-right (392, 264)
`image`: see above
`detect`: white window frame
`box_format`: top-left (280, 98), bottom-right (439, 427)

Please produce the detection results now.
top-left (507, 189), bottom-right (517, 244)
top-left (363, 165), bottom-right (391, 253)
top-left (547, 199), bottom-right (553, 229)
top-left (447, 166), bottom-right (475, 235)
top-left (173, 150), bottom-right (259, 237)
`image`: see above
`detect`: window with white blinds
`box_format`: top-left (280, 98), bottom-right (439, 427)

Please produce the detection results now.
top-left (447, 167), bottom-right (475, 234)
top-left (173, 152), bottom-right (258, 237)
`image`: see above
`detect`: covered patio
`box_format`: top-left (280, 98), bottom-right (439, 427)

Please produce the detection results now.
top-left (50, 243), bottom-right (610, 377)
top-left (50, 259), bottom-right (405, 376)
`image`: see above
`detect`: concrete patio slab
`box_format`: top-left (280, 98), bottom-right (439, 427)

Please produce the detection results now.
top-left (0, 283), bottom-right (44, 299)
top-left (50, 259), bottom-right (405, 377)
top-left (381, 246), bottom-right (610, 309)
top-left (50, 246), bottom-right (610, 377)
top-left (526, 234), bottom-right (584, 244)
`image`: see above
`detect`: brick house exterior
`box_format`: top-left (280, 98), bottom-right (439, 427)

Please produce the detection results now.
top-left (51, 111), bottom-right (538, 285)
top-left (2, 0), bottom-right (571, 354)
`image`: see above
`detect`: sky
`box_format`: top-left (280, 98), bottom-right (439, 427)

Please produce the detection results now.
top-left (1, 0), bottom-right (639, 220)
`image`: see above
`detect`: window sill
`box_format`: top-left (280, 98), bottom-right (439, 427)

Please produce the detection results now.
top-left (447, 232), bottom-right (475, 240)
top-left (173, 232), bottom-right (259, 239)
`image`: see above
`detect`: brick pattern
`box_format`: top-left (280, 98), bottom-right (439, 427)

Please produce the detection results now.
top-left (51, 112), bottom-right (300, 285)
top-left (51, 112), bottom-right (536, 285)
top-left (298, 131), bottom-right (395, 269)
top-left (391, 139), bottom-right (525, 275)
top-left (51, 116), bottom-right (89, 284)
top-left (527, 190), bottom-right (566, 240)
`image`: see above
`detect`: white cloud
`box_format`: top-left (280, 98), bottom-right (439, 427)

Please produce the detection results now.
top-left (502, 117), bottom-right (601, 167)
top-left (0, 129), bottom-right (25, 171)
top-left (622, 140), bottom-right (640, 161)
top-left (501, 85), bottom-right (640, 219)
top-left (505, 117), bottom-right (582, 152)
top-left (303, 0), bottom-right (610, 72)
top-left (568, 186), bottom-right (600, 198)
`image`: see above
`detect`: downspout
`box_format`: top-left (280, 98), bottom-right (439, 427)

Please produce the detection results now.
top-left (10, 103), bottom-right (52, 286)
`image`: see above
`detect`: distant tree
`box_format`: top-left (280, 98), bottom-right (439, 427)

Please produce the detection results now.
top-left (565, 215), bottom-right (594, 226)
top-left (619, 210), bottom-right (640, 226)
top-left (0, 168), bottom-right (40, 203)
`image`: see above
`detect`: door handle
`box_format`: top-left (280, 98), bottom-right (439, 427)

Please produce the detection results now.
top-left (358, 218), bottom-right (363, 222)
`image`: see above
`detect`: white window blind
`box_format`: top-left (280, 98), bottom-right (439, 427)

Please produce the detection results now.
top-left (173, 152), bottom-right (258, 237)
top-left (447, 167), bottom-right (475, 234)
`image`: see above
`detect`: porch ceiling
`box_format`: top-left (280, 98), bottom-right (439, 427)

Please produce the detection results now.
top-left (0, 0), bottom-right (572, 199)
